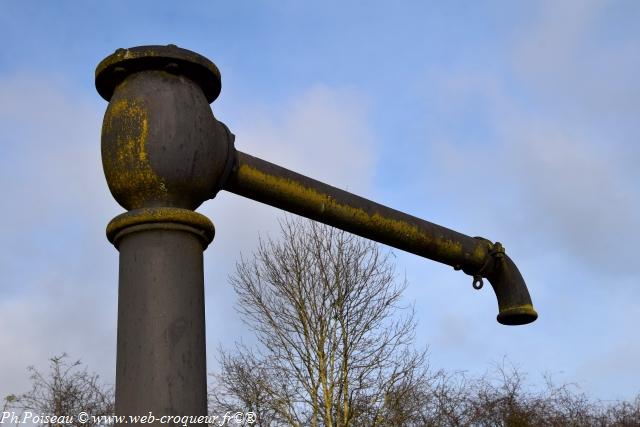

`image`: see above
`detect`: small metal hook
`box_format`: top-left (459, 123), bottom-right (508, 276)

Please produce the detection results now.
top-left (472, 275), bottom-right (484, 290)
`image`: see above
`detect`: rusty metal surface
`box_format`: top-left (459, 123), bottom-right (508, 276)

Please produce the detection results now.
top-left (224, 151), bottom-right (537, 325)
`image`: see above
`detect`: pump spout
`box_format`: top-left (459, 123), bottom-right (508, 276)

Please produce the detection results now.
top-left (224, 152), bottom-right (539, 325)
top-left (487, 254), bottom-right (538, 325)
top-left (480, 251), bottom-right (538, 325)
top-left (94, 43), bottom-right (538, 325)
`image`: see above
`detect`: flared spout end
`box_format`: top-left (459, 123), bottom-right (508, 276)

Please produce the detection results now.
top-left (483, 250), bottom-right (538, 326)
top-left (497, 304), bottom-right (538, 325)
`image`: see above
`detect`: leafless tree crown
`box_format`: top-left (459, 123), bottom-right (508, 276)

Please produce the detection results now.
top-left (210, 217), bottom-right (429, 426)
top-left (4, 354), bottom-right (114, 426)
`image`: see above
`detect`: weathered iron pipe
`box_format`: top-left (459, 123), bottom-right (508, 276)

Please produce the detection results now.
top-left (224, 152), bottom-right (537, 325)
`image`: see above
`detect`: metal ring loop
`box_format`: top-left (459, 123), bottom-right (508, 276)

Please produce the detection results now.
top-left (472, 276), bottom-right (484, 290)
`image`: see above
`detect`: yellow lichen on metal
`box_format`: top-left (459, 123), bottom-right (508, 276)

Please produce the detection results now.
top-left (235, 163), bottom-right (485, 264)
top-left (499, 304), bottom-right (536, 313)
top-left (102, 96), bottom-right (168, 209)
top-left (106, 207), bottom-right (215, 246)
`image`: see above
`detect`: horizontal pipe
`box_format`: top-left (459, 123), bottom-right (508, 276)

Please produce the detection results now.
top-left (223, 151), bottom-right (537, 325)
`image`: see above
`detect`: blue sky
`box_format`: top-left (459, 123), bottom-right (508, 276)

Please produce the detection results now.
top-left (1, 0), bottom-right (639, 403)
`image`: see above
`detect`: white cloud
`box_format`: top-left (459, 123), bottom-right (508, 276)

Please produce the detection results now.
top-left (416, 0), bottom-right (640, 277)
top-left (503, 124), bottom-right (639, 274)
top-left (0, 73), bottom-right (119, 400)
top-left (201, 84), bottom-right (377, 352)
top-left (406, 0), bottom-right (640, 400)
top-left (227, 84), bottom-right (375, 193)
top-left (514, 0), bottom-right (640, 124)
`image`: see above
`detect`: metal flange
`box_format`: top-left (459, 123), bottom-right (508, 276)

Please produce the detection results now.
top-left (95, 44), bottom-right (221, 103)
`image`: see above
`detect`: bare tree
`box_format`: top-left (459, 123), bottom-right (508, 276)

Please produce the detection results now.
top-left (210, 217), bottom-right (429, 427)
top-left (412, 360), bottom-right (640, 427)
top-left (3, 354), bottom-right (114, 427)
top-left (208, 217), bottom-right (640, 426)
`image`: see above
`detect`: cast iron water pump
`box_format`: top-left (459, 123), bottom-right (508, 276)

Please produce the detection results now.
top-left (96, 45), bottom-right (537, 422)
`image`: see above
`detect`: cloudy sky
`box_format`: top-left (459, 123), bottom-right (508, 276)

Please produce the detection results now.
top-left (1, 1), bottom-right (639, 404)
